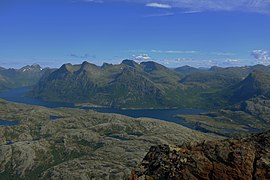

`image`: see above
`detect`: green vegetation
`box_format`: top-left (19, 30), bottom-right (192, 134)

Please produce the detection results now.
top-left (30, 61), bottom-right (270, 109)
top-left (173, 68), bottom-right (270, 137)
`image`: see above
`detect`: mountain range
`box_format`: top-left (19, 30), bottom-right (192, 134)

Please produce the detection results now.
top-left (0, 64), bottom-right (50, 91)
top-left (1, 61), bottom-right (270, 179)
top-left (31, 60), bottom-right (186, 108)
top-left (29, 60), bottom-right (270, 109)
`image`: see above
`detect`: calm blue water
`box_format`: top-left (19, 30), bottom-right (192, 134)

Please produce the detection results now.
top-left (0, 87), bottom-right (204, 127)
top-left (109, 135), bottom-right (129, 141)
top-left (49, 116), bottom-right (64, 120)
top-left (0, 87), bottom-right (74, 108)
top-left (0, 120), bottom-right (18, 126)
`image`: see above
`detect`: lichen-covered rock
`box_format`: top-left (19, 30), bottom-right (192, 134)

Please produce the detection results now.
top-left (131, 131), bottom-right (270, 180)
top-left (0, 99), bottom-right (216, 179)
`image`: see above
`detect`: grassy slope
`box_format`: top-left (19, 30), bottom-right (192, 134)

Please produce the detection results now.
top-left (177, 71), bottom-right (270, 137)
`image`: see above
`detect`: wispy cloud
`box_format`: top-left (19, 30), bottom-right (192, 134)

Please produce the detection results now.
top-left (151, 49), bottom-right (197, 54)
top-left (128, 49), bottom-right (197, 54)
top-left (158, 58), bottom-right (218, 67)
top-left (146, 3), bottom-right (172, 9)
top-left (81, 0), bottom-right (104, 3)
top-left (225, 59), bottom-right (240, 63)
top-left (69, 53), bottom-right (96, 59)
top-left (211, 52), bottom-right (235, 56)
top-left (76, 0), bottom-right (270, 15)
top-left (181, 10), bottom-right (202, 14)
top-left (145, 12), bottom-right (175, 17)
top-left (251, 49), bottom-right (270, 62)
top-left (99, 0), bottom-right (270, 15)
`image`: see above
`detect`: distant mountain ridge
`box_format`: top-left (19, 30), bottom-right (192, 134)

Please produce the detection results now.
top-left (31, 60), bottom-right (270, 109)
top-left (0, 64), bottom-right (50, 91)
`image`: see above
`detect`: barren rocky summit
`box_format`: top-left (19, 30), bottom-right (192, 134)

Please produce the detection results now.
top-left (131, 130), bottom-right (270, 180)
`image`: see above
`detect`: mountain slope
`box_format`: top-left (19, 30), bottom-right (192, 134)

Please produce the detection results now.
top-left (174, 65), bottom-right (203, 75)
top-left (175, 70), bottom-right (270, 137)
top-left (32, 61), bottom-right (185, 108)
top-left (31, 62), bottom-right (270, 109)
top-left (231, 70), bottom-right (270, 103)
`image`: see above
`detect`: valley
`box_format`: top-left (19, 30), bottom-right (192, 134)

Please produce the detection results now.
top-left (1, 61), bottom-right (270, 137)
top-left (2, 2), bottom-right (270, 179)
top-left (1, 62), bottom-right (270, 179)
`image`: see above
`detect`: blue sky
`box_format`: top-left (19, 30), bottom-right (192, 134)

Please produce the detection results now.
top-left (0, 0), bottom-right (270, 68)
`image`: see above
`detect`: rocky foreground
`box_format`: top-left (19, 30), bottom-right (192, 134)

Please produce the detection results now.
top-left (131, 131), bottom-right (270, 180)
top-left (0, 99), bottom-right (216, 179)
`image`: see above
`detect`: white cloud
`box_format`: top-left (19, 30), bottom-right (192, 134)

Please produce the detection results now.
top-left (102, 0), bottom-right (270, 15)
top-left (225, 59), bottom-right (240, 62)
top-left (251, 49), bottom-right (270, 62)
top-left (132, 54), bottom-right (151, 61)
top-left (175, 58), bottom-right (194, 62)
top-left (157, 58), bottom-right (218, 67)
top-left (181, 10), bottom-right (202, 14)
top-left (145, 12), bottom-right (175, 17)
top-left (146, 3), bottom-right (172, 9)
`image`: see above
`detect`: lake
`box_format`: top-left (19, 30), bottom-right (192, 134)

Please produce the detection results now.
top-left (0, 87), bottom-right (204, 127)
top-left (0, 120), bottom-right (19, 126)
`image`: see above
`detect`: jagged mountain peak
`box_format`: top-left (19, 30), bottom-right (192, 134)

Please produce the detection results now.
top-left (101, 62), bottom-right (113, 68)
top-left (19, 64), bottom-right (42, 72)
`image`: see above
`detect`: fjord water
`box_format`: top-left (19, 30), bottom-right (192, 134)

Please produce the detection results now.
top-left (0, 120), bottom-right (18, 126)
top-left (0, 87), bottom-right (74, 108)
top-left (0, 87), bottom-right (204, 126)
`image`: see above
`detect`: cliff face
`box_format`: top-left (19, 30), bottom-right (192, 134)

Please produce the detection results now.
top-left (131, 131), bottom-right (270, 180)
